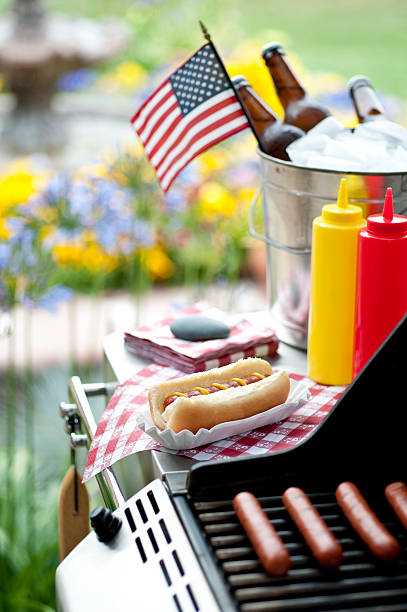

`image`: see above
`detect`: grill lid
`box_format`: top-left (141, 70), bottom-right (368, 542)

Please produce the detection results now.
top-left (187, 313), bottom-right (407, 499)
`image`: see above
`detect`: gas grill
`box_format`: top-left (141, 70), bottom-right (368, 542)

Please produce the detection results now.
top-left (56, 315), bottom-right (407, 611)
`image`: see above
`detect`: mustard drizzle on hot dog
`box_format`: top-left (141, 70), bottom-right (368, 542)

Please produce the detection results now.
top-left (163, 372), bottom-right (269, 409)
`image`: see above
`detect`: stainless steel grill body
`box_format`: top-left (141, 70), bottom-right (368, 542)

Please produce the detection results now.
top-left (56, 479), bottom-right (220, 612)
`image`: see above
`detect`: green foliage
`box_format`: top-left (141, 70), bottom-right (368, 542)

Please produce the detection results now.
top-left (35, 0), bottom-right (407, 98)
top-left (0, 450), bottom-right (59, 612)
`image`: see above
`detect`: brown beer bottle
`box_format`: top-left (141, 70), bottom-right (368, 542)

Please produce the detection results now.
top-left (348, 75), bottom-right (386, 123)
top-left (232, 75), bottom-right (304, 160)
top-left (261, 42), bottom-right (331, 132)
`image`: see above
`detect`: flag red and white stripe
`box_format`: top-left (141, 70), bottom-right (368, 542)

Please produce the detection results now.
top-left (131, 44), bottom-right (249, 192)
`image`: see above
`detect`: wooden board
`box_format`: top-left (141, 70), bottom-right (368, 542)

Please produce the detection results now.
top-left (58, 465), bottom-right (90, 561)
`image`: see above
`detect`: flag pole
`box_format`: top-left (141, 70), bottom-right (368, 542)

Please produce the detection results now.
top-left (199, 21), bottom-right (262, 149)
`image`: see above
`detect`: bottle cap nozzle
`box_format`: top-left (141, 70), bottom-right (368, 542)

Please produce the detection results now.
top-left (321, 178), bottom-right (363, 225)
top-left (337, 178), bottom-right (348, 209)
top-left (383, 187), bottom-right (394, 222)
top-left (367, 187), bottom-right (407, 235)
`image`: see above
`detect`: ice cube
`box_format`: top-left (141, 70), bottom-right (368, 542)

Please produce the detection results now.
top-left (286, 114), bottom-right (407, 172)
top-left (305, 153), bottom-right (361, 172)
top-left (323, 138), bottom-right (366, 163)
top-left (285, 134), bottom-right (330, 165)
top-left (354, 119), bottom-right (407, 148)
top-left (380, 146), bottom-right (407, 172)
top-left (307, 116), bottom-right (346, 138)
top-left (286, 150), bottom-right (314, 166)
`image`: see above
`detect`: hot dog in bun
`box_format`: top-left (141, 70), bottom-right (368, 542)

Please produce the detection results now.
top-left (148, 357), bottom-right (290, 434)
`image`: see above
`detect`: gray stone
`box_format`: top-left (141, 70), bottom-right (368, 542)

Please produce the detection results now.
top-left (170, 315), bottom-right (230, 341)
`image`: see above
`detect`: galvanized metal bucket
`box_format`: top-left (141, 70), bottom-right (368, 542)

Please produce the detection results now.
top-left (249, 149), bottom-right (407, 349)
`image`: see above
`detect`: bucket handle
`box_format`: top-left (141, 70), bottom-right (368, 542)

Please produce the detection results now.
top-left (249, 188), bottom-right (312, 255)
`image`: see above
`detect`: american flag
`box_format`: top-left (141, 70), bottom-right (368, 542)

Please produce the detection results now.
top-left (131, 43), bottom-right (249, 192)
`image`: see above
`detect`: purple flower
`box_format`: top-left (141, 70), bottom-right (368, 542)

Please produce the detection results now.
top-left (175, 163), bottom-right (200, 186)
top-left (23, 285), bottom-right (74, 312)
top-left (226, 162), bottom-right (258, 187)
top-left (44, 173), bottom-right (72, 203)
top-left (69, 182), bottom-right (94, 218)
top-left (131, 218), bottom-right (156, 249)
top-left (58, 69), bottom-right (97, 92)
top-left (0, 243), bottom-right (10, 269)
top-left (164, 188), bottom-right (188, 213)
top-left (5, 216), bottom-right (25, 236)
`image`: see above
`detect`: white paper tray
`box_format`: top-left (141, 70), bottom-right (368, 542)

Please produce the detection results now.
top-left (136, 378), bottom-right (310, 450)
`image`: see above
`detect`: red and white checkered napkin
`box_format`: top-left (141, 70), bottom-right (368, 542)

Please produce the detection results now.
top-left (124, 301), bottom-right (279, 373)
top-left (83, 362), bottom-right (345, 483)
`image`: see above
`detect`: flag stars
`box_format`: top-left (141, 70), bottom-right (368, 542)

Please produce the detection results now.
top-left (170, 43), bottom-right (230, 115)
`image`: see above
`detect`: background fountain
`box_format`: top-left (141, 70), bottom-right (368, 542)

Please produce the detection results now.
top-left (0, 0), bottom-right (129, 154)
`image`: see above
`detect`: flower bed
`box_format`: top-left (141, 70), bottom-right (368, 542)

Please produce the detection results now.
top-left (0, 39), bottom-right (403, 314)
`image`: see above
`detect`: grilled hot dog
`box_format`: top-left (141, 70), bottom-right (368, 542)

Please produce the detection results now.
top-left (282, 487), bottom-right (343, 569)
top-left (385, 481), bottom-right (407, 531)
top-left (336, 481), bottom-right (401, 562)
top-left (234, 492), bottom-right (291, 576)
top-left (148, 357), bottom-right (290, 433)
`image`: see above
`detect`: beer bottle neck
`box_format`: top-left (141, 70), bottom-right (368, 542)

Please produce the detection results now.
top-left (237, 85), bottom-right (280, 139)
top-left (350, 83), bottom-right (386, 123)
top-left (264, 53), bottom-right (305, 108)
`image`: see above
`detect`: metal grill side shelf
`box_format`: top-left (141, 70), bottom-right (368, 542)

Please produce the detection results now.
top-left (67, 376), bottom-right (125, 509)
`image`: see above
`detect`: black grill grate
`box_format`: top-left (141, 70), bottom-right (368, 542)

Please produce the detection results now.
top-left (191, 484), bottom-right (407, 611)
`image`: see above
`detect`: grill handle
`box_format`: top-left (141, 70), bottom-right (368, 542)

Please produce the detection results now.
top-left (68, 376), bottom-right (125, 510)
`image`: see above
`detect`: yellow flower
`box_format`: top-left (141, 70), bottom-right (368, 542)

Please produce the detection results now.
top-left (97, 61), bottom-right (148, 94)
top-left (0, 218), bottom-right (9, 239)
top-left (237, 187), bottom-right (256, 208)
top-left (39, 225), bottom-right (55, 241)
top-left (82, 243), bottom-right (108, 273)
top-left (0, 172), bottom-right (35, 213)
top-left (82, 229), bottom-right (97, 242)
top-left (76, 162), bottom-right (111, 180)
top-left (36, 205), bottom-right (57, 224)
top-left (139, 162), bottom-right (157, 183)
top-left (53, 242), bottom-right (118, 273)
top-left (199, 182), bottom-right (237, 219)
top-left (144, 244), bottom-right (174, 280)
top-left (198, 149), bottom-right (230, 176)
top-left (52, 244), bottom-right (81, 267)
top-left (110, 169), bottom-right (129, 187)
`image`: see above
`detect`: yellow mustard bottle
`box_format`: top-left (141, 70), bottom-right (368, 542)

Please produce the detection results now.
top-left (307, 179), bottom-right (366, 385)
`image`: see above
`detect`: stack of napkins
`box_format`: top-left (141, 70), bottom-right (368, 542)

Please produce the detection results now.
top-left (124, 302), bottom-right (279, 373)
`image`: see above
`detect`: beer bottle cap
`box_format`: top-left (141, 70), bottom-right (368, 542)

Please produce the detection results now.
top-left (367, 188), bottom-right (407, 236)
top-left (347, 74), bottom-right (372, 93)
top-left (231, 75), bottom-right (250, 89)
top-left (261, 42), bottom-right (285, 60)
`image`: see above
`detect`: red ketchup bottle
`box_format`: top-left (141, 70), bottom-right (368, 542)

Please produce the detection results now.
top-left (353, 188), bottom-right (407, 376)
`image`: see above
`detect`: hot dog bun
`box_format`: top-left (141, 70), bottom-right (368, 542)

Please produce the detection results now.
top-left (148, 358), bottom-right (290, 433)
